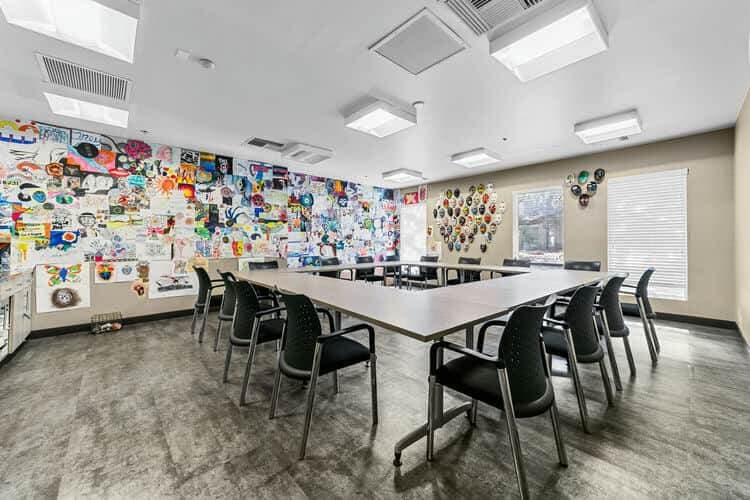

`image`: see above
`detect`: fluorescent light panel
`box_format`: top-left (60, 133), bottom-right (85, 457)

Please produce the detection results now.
top-left (451, 147), bottom-right (501, 168)
top-left (574, 109), bottom-right (642, 144)
top-left (345, 100), bottom-right (416, 138)
top-left (382, 168), bottom-right (424, 183)
top-left (44, 92), bottom-right (129, 128)
top-left (490, 0), bottom-right (607, 82)
top-left (0, 0), bottom-right (138, 63)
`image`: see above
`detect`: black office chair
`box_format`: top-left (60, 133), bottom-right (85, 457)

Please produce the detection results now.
top-left (269, 292), bottom-right (377, 459)
top-left (542, 285), bottom-right (614, 433)
top-left (247, 261), bottom-right (281, 308)
top-left (427, 296), bottom-right (566, 499)
top-left (192, 266), bottom-right (223, 343)
top-left (319, 256), bottom-right (341, 278)
top-left (497, 258), bottom-right (531, 277)
top-left (220, 280), bottom-right (285, 406)
top-left (382, 254), bottom-right (401, 287)
top-left (406, 255), bottom-right (439, 289)
top-left (213, 271), bottom-right (238, 352)
top-left (354, 255), bottom-right (385, 285)
top-left (621, 268), bottom-right (659, 365)
top-left (446, 257), bottom-right (481, 285)
top-left (564, 260), bottom-right (601, 271)
top-left (596, 274), bottom-right (632, 388)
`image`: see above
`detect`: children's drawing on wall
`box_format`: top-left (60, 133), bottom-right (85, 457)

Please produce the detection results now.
top-left (35, 262), bottom-right (91, 313)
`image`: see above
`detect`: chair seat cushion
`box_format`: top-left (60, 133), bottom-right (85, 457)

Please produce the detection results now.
top-left (595, 316), bottom-right (629, 337)
top-left (542, 327), bottom-right (603, 363)
top-left (436, 355), bottom-right (554, 418)
top-left (280, 336), bottom-right (370, 379)
top-left (230, 318), bottom-right (285, 346)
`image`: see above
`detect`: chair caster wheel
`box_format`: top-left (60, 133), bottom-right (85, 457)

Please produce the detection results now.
top-left (393, 453), bottom-right (402, 466)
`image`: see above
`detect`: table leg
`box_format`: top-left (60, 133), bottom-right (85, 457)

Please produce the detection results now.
top-left (442, 268), bottom-right (448, 287)
top-left (334, 310), bottom-right (342, 331)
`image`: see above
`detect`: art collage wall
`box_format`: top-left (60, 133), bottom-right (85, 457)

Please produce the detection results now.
top-left (0, 118), bottom-right (399, 317)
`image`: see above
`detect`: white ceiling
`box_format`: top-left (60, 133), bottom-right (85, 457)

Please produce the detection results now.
top-left (0, 0), bottom-right (748, 188)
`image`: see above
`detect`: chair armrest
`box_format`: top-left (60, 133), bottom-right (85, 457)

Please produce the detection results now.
top-left (316, 307), bottom-right (335, 333)
top-left (543, 317), bottom-right (568, 328)
top-left (477, 319), bottom-right (508, 352)
top-left (430, 341), bottom-right (499, 375)
top-left (317, 323), bottom-right (375, 353)
top-left (555, 297), bottom-right (571, 304)
top-left (255, 306), bottom-right (285, 318)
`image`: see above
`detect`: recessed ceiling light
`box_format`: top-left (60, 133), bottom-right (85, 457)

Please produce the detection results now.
top-left (44, 92), bottom-right (129, 128)
top-left (382, 168), bottom-right (424, 184)
top-left (451, 148), bottom-right (501, 168)
top-left (574, 109), bottom-right (642, 144)
top-left (345, 99), bottom-right (417, 138)
top-left (490, 0), bottom-right (608, 82)
top-left (0, 0), bottom-right (139, 63)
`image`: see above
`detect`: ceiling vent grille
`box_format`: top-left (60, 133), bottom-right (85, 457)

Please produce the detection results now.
top-left (242, 137), bottom-right (285, 151)
top-left (443, 0), bottom-right (549, 34)
top-left (35, 53), bottom-right (131, 102)
top-left (281, 143), bottom-right (334, 165)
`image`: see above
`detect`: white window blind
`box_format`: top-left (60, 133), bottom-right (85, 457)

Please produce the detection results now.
top-left (607, 168), bottom-right (688, 300)
top-left (400, 202), bottom-right (426, 261)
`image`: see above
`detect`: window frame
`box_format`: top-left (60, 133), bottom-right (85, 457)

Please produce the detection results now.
top-left (512, 185), bottom-right (565, 265)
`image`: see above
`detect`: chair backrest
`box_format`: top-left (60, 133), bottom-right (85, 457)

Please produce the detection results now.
top-left (247, 261), bottom-right (278, 297)
top-left (319, 257), bottom-right (340, 278)
top-left (232, 280), bottom-right (264, 341)
top-left (218, 271), bottom-right (237, 316)
top-left (417, 255), bottom-right (439, 280)
top-left (564, 285), bottom-right (602, 357)
top-left (193, 266), bottom-right (213, 304)
top-left (458, 256), bottom-right (481, 282)
top-left (355, 255), bottom-right (375, 278)
top-left (564, 260), bottom-right (601, 271)
top-left (498, 296), bottom-right (555, 407)
top-left (503, 258), bottom-right (531, 268)
top-left (599, 274), bottom-right (628, 332)
top-left (280, 292), bottom-right (322, 372)
top-left (635, 268), bottom-right (655, 315)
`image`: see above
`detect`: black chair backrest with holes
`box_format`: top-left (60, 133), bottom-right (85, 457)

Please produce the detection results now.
top-left (419, 255), bottom-right (439, 280)
top-left (458, 256), bottom-right (481, 282)
top-left (599, 274), bottom-right (628, 333)
top-left (247, 261), bottom-right (279, 299)
top-left (564, 260), bottom-right (601, 271)
top-left (194, 267), bottom-right (213, 305)
top-left (503, 258), bottom-right (531, 268)
top-left (355, 255), bottom-right (376, 279)
top-left (319, 257), bottom-right (340, 278)
top-left (635, 268), bottom-right (656, 316)
top-left (564, 285), bottom-right (603, 358)
top-left (279, 293), bottom-right (323, 373)
top-left (217, 271), bottom-right (238, 317)
top-left (498, 297), bottom-right (556, 411)
top-left (231, 280), bottom-right (264, 342)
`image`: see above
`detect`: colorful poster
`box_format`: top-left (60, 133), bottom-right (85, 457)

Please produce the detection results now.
top-left (35, 262), bottom-right (91, 313)
top-left (148, 259), bottom-right (197, 299)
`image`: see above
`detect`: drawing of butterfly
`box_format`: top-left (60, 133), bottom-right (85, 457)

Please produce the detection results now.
top-left (45, 263), bottom-right (83, 287)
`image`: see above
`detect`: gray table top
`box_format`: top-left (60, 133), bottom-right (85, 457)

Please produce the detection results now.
top-left (237, 269), bottom-right (609, 342)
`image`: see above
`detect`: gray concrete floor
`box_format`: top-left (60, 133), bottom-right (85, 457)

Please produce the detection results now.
top-left (1, 312), bottom-right (748, 499)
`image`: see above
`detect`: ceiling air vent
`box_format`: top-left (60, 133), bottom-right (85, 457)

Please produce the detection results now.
top-left (242, 137), bottom-right (285, 151)
top-left (281, 143), bottom-right (334, 165)
top-left (35, 53), bottom-right (131, 102)
top-left (370, 9), bottom-right (467, 75)
top-left (443, 0), bottom-right (549, 34)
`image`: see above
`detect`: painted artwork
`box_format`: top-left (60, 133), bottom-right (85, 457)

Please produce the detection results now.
top-left (148, 259), bottom-right (198, 299)
top-left (35, 262), bottom-right (91, 313)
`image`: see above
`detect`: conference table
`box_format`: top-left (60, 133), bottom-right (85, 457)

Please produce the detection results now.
top-left (290, 260), bottom-right (531, 287)
top-left (238, 266), bottom-right (609, 465)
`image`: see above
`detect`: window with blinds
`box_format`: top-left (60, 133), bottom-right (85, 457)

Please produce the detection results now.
top-left (607, 168), bottom-right (688, 300)
top-left (513, 187), bottom-right (564, 264)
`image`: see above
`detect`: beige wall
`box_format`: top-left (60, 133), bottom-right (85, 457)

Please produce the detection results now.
top-left (427, 129), bottom-right (736, 321)
top-left (735, 92), bottom-right (750, 341)
top-left (31, 258), bottom-right (240, 331)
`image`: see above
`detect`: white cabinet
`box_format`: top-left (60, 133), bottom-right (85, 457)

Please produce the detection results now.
top-left (0, 272), bottom-right (32, 362)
